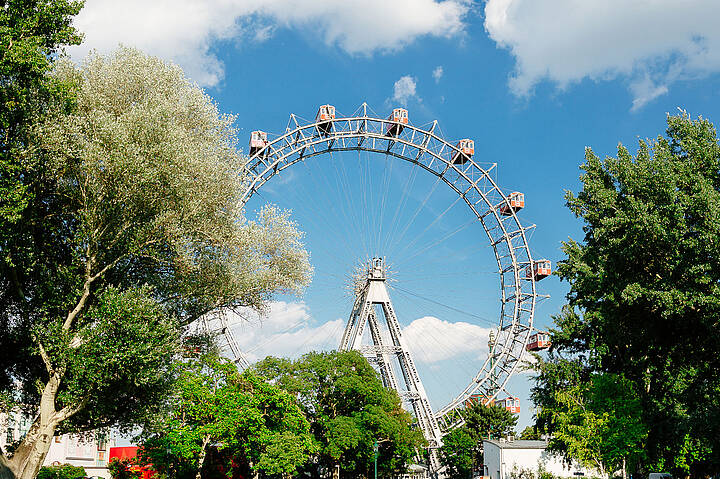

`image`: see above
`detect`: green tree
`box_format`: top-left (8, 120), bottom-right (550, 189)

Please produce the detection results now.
top-left (140, 355), bottom-right (315, 479)
top-left (107, 458), bottom-right (142, 479)
top-left (0, 47), bottom-right (312, 479)
top-left (0, 0), bottom-right (82, 231)
top-left (535, 370), bottom-right (646, 478)
top-left (0, 0), bottom-right (83, 421)
top-left (36, 464), bottom-right (86, 479)
top-left (254, 351), bottom-right (426, 479)
top-left (541, 112), bottom-right (720, 476)
top-left (518, 426), bottom-right (541, 440)
top-left (438, 402), bottom-right (517, 479)
top-left (439, 427), bottom-right (475, 479)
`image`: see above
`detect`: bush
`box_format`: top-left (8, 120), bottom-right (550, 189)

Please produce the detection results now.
top-left (37, 464), bottom-right (87, 479)
top-left (107, 458), bottom-right (141, 479)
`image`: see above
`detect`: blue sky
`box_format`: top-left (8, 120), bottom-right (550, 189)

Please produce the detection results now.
top-left (69, 0), bottom-right (720, 429)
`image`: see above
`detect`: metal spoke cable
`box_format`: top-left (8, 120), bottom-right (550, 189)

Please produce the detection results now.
top-left (391, 288), bottom-right (497, 346)
top-left (329, 151), bottom-right (366, 258)
top-left (392, 270), bottom-right (497, 282)
top-left (390, 292), bottom-right (486, 384)
top-left (390, 175), bottom-right (443, 259)
top-left (395, 217), bottom-right (478, 269)
top-left (384, 159), bottom-right (421, 255)
top-left (293, 157), bottom-right (361, 268)
top-left (375, 153), bottom-right (395, 253)
top-left (393, 194), bottom-right (463, 260)
top-left (391, 285), bottom-right (497, 327)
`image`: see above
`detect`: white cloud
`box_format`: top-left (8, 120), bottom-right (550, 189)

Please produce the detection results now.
top-left (484, 0), bottom-right (720, 109)
top-left (432, 65), bottom-right (444, 83)
top-left (67, 0), bottom-right (468, 87)
top-left (219, 301), bottom-right (345, 363)
top-left (630, 75), bottom-right (669, 112)
top-left (392, 75), bottom-right (419, 105)
top-left (204, 302), bottom-right (490, 367)
top-left (402, 316), bottom-right (491, 363)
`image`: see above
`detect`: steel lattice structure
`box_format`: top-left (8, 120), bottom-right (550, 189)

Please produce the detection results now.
top-left (232, 103), bottom-right (545, 434)
top-left (341, 257), bottom-right (445, 471)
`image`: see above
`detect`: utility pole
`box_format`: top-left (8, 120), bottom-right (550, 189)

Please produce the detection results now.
top-left (374, 440), bottom-right (379, 479)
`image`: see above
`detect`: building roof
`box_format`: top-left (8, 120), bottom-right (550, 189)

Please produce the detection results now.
top-left (484, 439), bottom-right (548, 449)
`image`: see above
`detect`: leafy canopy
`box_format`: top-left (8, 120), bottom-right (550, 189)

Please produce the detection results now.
top-left (438, 402), bottom-right (517, 479)
top-left (140, 355), bottom-right (315, 479)
top-left (36, 464), bottom-right (86, 479)
top-left (107, 459), bottom-right (141, 479)
top-left (537, 112), bottom-right (720, 476)
top-left (0, 0), bottom-right (83, 228)
top-left (254, 351), bottom-right (426, 479)
top-left (1, 44), bottom-right (311, 479)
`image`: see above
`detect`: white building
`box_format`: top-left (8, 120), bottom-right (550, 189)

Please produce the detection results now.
top-left (483, 439), bottom-right (602, 479)
top-left (1, 411), bottom-right (115, 479)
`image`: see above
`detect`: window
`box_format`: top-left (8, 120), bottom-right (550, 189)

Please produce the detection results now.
top-left (6, 417), bottom-right (14, 444)
top-left (97, 450), bottom-right (107, 466)
top-left (55, 436), bottom-right (61, 443)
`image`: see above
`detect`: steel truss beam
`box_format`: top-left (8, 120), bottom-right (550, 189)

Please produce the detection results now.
top-left (340, 258), bottom-right (443, 471)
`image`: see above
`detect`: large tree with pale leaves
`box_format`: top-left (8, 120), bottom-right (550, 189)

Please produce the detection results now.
top-left (0, 46), bottom-right (312, 479)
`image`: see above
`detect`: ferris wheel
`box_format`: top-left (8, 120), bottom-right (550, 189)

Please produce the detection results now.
top-left (220, 103), bottom-right (550, 439)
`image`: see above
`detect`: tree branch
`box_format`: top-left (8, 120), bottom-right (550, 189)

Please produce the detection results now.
top-left (37, 341), bottom-right (54, 376)
top-left (56, 396), bottom-right (88, 423)
top-left (63, 252), bottom-right (95, 331)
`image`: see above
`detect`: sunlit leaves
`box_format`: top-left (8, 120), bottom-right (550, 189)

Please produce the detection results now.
top-left (544, 112), bottom-right (720, 475)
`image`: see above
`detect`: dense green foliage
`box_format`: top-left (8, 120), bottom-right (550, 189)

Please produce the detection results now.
top-left (140, 355), bottom-right (315, 479)
top-left (534, 113), bottom-right (720, 477)
top-left (254, 351), bottom-right (426, 479)
top-left (438, 402), bottom-right (517, 479)
top-left (536, 370), bottom-right (646, 476)
top-left (36, 463), bottom-right (86, 479)
top-left (1, 27), bottom-right (311, 479)
top-left (0, 0), bottom-right (82, 233)
top-left (518, 426), bottom-right (541, 440)
top-left (107, 459), bottom-right (141, 479)
top-left (0, 0), bottom-right (83, 412)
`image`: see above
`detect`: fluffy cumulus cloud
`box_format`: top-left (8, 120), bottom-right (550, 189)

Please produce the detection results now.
top-left (68, 0), bottom-right (468, 87)
top-left (484, 0), bottom-right (720, 109)
top-left (392, 75), bottom-right (419, 105)
top-left (211, 301), bottom-right (345, 363)
top-left (399, 316), bottom-right (490, 364)
top-left (432, 65), bottom-right (444, 83)
top-left (207, 302), bottom-right (489, 366)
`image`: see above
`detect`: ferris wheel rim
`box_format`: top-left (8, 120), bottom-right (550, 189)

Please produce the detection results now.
top-left (239, 104), bottom-right (541, 429)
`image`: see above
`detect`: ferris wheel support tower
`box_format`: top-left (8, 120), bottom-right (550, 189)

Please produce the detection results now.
top-left (340, 257), bottom-right (443, 472)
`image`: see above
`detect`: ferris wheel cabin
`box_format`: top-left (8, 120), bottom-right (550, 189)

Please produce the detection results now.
top-left (464, 393), bottom-right (494, 408)
top-left (526, 259), bottom-right (551, 281)
top-left (526, 333), bottom-right (551, 352)
top-left (452, 139), bottom-right (475, 164)
top-left (316, 104), bottom-right (336, 136)
top-left (249, 130), bottom-right (268, 156)
top-left (499, 192), bottom-right (525, 216)
top-left (386, 108), bottom-right (408, 136)
top-left (496, 397), bottom-right (520, 414)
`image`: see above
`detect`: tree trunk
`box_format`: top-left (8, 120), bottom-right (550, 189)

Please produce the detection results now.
top-left (6, 373), bottom-right (64, 479)
top-left (332, 462), bottom-right (340, 479)
top-left (0, 455), bottom-right (14, 479)
top-left (6, 422), bottom-right (59, 479)
top-left (248, 460), bottom-right (259, 479)
top-left (622, 456), bottom-right (627, 479)
top-left (195, 435), bottom-right (211, 479)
